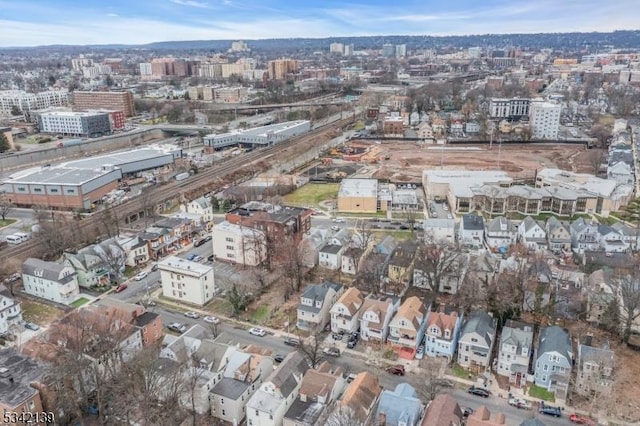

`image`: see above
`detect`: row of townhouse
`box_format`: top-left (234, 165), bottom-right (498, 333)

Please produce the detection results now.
top-left (460, 212), bottom-right (638, 254)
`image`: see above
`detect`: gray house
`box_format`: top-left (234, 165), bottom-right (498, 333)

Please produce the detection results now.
top-left (575, 340), bottom-right (614, 397)
top-left (496, 320), bottom-right (533, 388)
top-left (375, 383), bottom-right (424, 426)
top-left (457, 311), bottom-right (497, 371)
top-left (297, 281), bottom-right (344, 331)
top-left (534, 326), bottom-right (573, 400)
top-left (458, 213), bottom-right (485, 249)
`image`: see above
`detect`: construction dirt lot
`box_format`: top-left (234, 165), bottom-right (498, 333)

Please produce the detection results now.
top-left (341, 140), bottom-right (602, 182)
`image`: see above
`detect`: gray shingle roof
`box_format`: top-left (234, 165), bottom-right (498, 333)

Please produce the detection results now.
top-left (268, 351), bottom-right (309, 398)
top-left (538, 326), bottom-right (572, 362)
top-left (461, 311), bottom-right (496, 347)
top-left (462, 213), bottom-right (484, 231)
top-left (22, 258), bottom-right (74, 283)
top-left (212, 377), bottom-right (251, 399)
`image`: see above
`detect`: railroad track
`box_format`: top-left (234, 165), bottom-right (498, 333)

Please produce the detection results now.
top-left (0, 117), bottom-right (354, 264)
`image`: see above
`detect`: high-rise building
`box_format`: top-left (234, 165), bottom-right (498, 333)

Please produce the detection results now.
top-left (330, 43), bottom-right (344, 54)
top-left (139, 62), bottom-right (152, 76)
top-left (71, 56), bottom-right (94, 71)
top-left (395, 44), bottom-right (407, 58)
top-left (382, 43), bottom-right (395, 57)
top-left (343, 43), bottom-right (354, 56)
top-left (267, 59), bottom-right (298, 80)
top-left (0, 90), bottom-right (69, 115)
top-left (489, 98), bottom-right (531, 120)
top-left (72, 91), bottom-right (135, 117)
top-left (468, 47), bottom-right (482, 58)
top-left (530, 101), bottom-right (561, 140)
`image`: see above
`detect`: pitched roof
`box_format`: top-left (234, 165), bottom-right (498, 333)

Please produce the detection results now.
top-left (395, 296), bottom-right (426, 330)
top-left (360, 295), bottom-right (397, 324)
top-left (538, 326), bottom-right (572, 362)
top-left (334, 287), bottom-right (364, 316)
top-left (376, 383), bottom-right (422, 426)
top-left (340, 372), bottom-right (382, 420)
top-left (461, 311), bottom-right (496, 346)
top-left (421, 394), bottom-right (463, 426)
top-left (486, 216), bottom-right (514, 233)
top-left (300, 281), bottom-right (343, 313)
top-left (299, 361), bottom-right (342, 401)
top-left (389, 240), bottom-right (417, 268)
top-left (462, 213), bottom-right (484, 231)
top-left (426, 310), bottom-right (459, 336)
top-left (22, 258), bottom-right (74, 283)
top-left (268, 351), bottom-right (309, 398)
top-left (500, 320), bottom-right (533, 350)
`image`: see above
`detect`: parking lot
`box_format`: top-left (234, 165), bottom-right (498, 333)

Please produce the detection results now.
top-left (427, 199), bottom-right (453, 219)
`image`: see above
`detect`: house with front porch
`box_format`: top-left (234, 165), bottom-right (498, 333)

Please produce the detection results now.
top-left (63, 248), bottom-right (111, 288)
top-left (484, 216), bottom-right (517, 252)
top-left (457, 311), bottom-right (497, 371)
top-left (611, 222), bottom-right (640, 251)
top-left (534, 326), bottom-right (573, 400)
top-left (387, 296), bottom-right (428, 359)
top-left (21, 258), bottom-right (80, 305)
top-left (318, 244), bottom-right (345, 270)
top-left (154, 216), bottom-right (196, 248)
top-left (181, 195), bottom-right (214, 225)
top-left (458, 213), bottom-right (485, 249)
top-left (424, 306), bottom-right (463, 361)
top-left (546, 217), bottom-right (571, 253)
top-left (496, 320), bottom-right (533, 388)
top-left (297, 281), bottom-right (344, 331)
top-left (518, 216), bottom-right (547, 251)
top-left (117, 234), bottom-right (150, 267)
top-left (330, 287), bottom-right (364, 334)
top-left (571, 218), bottom-right (600, 254)
top-left (359, 294), bottom-right (400, 342)
top-left (598, 224), bottom-right (628, 253)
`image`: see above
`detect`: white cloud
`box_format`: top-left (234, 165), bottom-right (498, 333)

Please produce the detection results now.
top-left (106, 13), bottom-right (119, 17)
top-left (169, 0), bottom-right (210, 8)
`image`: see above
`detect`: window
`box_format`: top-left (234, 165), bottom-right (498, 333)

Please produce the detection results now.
top-left (220, 398), bottom-right (224, 405)
top-left (222, 410), bottom-right (226, 416)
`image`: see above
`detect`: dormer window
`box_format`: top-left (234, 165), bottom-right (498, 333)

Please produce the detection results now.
top-left (444, 330), bottom-right (450, 338)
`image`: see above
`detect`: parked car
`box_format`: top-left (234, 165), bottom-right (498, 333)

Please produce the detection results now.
top-left (569, 414), bottom-right (596, 425)
top-left (114, 283), bottom-right (128, 293)
top-left (461, 407), bottom-right (474, 418)
top-left (274, 354), bottom-right (285, 363)
top-left (415, 345), bottom-right (425, 360)
top-left (508, 396), bottom-right (531, 410)
top-left (184, 311), bottom-right (200, 319)
top-left (167, 322), bottom-right (187, 333)
top-left (207, 254), bottom-right (215, 262)
top-left (467, 386), bottom-right (490, 398)
top-left (332, 332), bottom-right (344, 340)
top-left (194, 255), bottom-right (204, 262)
top-left (134, 271), bottom-right (148, 281)
top-left (385, 365), bottom-right (405, 376)
top-left (24, 322), bottom-right (40, 331)
top-left (323, 347), bottom-right (341, 357)
top-left (331, 225), bottom-right (340, 231)
top-left (539, 402), bottom-right (562, 418)
top-left (347, 337), bottom-right (358, 349)
top-left (284, 337), bottom-right (300, 347)
top-left (249, 327), bottom-right (266, 337)
top-left (332, 217), bottom-right (345, 223)
top-left (194, 239), bottom-right (207, 247)
top-left (346, 373), bottom-right (358, 383)
top-left (203, 316), bottom-right (220, 324)
top-left (150, 263), bottom-right (158, 272)
top-left (187, 254), bottom-right (197, 261)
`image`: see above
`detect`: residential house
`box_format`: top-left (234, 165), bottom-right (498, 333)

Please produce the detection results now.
top-left (457, 311), bottom-right (498, 370)
top-left (0, 286), bottom-right (22, 335)
top-left (210, 347), bottom-right (274, 425)
top-left (92, 237), bottom-right (127, 277)
top-left (331, 372), bottom-right (382, 425)
top-left (419, 394), bottom-right (463, 426)
top-left (63, 247), bottom-right (111, 288)
top-left (423, 219), bottom-right (456, 243)
top-left (534, 326), bottom-right (573, 400)
top-left (159, 256), bottom-right (216, 306)
top-left (160, 324), bottom-right (209, 363)
top-left (245, 351), bottom-right (310, 426)
top-left (154, 216), bottom-right (195, 248)
top-left (414, 252), bottom-right (469, 295)
top-left (611, 222), bottom-right (640, 251)
top-left (424, 306), bottom-right (463, 361)
top-left (585, 270), bottom-right (615, 326)
top-left (485, 216), bottom-right (517, 252)
top-left (116, 234), bottom-right (150, 267)
top-left (387, 296), bottom-right (428, 359)
top-left (375, 235), bottom-right (398, 256)
top-left (283, 361), bottom-right (345, 426)
top-left (181, 195), bottom-right (214, 225)
top-left (330, 287), bottom-right (364, 334)
top-left (575, 339), bottom-right (615, 397)
top-left (496, 320), bottom-right (534, 388)
top-left (298, 228), bottom-right (329, 267)
top-left (458, 213), bottom-right (485, 249)
top-left (0, 349), bottom-right (47, 421)
top-left (518, 216), bottom-right (547, 251)
top-left (359, 295), bottom-right (400, 342)
top-left (341, 247), bottom-right (364, 275)
top-left (138, 227), bottom-right (171, 260)
top-left (21, 258), bottom-right (80, 305)
top-left (546, 217), bottom-right (571, 253)
top-left (96, 298), bottom-right (163, 347)
top-left (375, 383), bottom-right (424, 426)
top-left (598, 224), bottom-right (628, 253)
top-left (387, 240), bottom-right (418, 286)
top-left (212, 220), bottom-right (267, 266)
top-left (466, 406), bottom-right (507, 426)
top-left (570, 218), bottom-right (600, 254)
top-left (297, 281), bottom-right (344, 331)
top-left (318, 244), bottom-right (345, 270)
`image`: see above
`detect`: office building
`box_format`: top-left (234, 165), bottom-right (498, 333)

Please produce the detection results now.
top-left (530, 101), bottom-right (561, 140)
top-left (330, 43), bottom-right (344, 54)
top-left (395, 44), bottom-right (407, 58)
top-left (489, 98), bottom-right (531, 120)
top-left (159, 256), bottom-right (215, 306)
top-left (382, 43), bottom-right (395, 57)
top-left (72, 90), bottom-right (135, 117)
top-left (37, 110), bottom-right (111, 137)
top-left (267, 59), bottom-right (298, 80)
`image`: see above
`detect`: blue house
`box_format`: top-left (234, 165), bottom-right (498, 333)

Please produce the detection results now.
top-left (376, 383), bottom-right (423, 426)
top-left (534, 326), bottom-right (573, 400)
top-left (424, 307), bottom-right (463, 361)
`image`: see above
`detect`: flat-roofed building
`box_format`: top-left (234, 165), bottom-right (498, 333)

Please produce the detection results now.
top-left (37, 110), bottom-right (111, 137)
top-left (158, 256), bottom-right (215, 306)
top-left (203, 120), bottom-right (310, 151)
top-left (337, 178), bottom-right (390, 213)
top-left (72, 90), bottom-right (135, 117)
top-left (211, 220), bottom-right (266, 266)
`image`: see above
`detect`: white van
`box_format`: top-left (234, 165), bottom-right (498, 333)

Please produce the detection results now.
top-left (5, 235), bottom-right (23, 244)
top-left (13, 232), bottom-right (30, 242)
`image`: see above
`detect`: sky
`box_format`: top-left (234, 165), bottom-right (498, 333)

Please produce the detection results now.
top-left (0, 0), bottom-right (638, 47)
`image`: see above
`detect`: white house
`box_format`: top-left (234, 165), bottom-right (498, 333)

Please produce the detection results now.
top-left (116, 235), bottom-right (150, 267)
top-left (424, 308), bottom-right (463, 361)
top-left (297, 281), bottom-right (344, 331)
top-left (423, 219), bottom-right (456, 243)
top-left (212, 221), bottom-right (266, 266)
top-left (387, 296), bottom-right (428, 358)
top-left (359, 294), bottom-right (400, 342)
top-left (21, 258), bottom-right (80, 305)
top-left (245, 351), bottom-right (309, 426)
top-left (0, 290), bottom-right (22, 335)
top-left (330, 287), bottom-right (364, 334)
top-left (458, 214), bottom-right (485, 249)
top-left (457, 311), bottom-right (497, 370)
top-left (496, 320), bottom-right (534, 388)
top-left (570, 218), bottom-right (601, 254)
top-left (518, 216), bottom-right (547, 251)
top-left (484, 216), bottom-right (517, 251)
top-left (612, 222), bottom-right (640, 251)
top-left (298, 228), bottom-right (329, 267)
top-left (598, 225), bottom-right (628, 253)
top-left (318, 244), bottom-right (345, 270)
top-left (181, 195), bottom-right (214, 224)
top-left (159, 256), bottom-right (216, 306)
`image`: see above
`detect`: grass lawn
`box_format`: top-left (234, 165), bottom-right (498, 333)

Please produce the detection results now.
top-left (250, 305), bottom-right (270, 324)
top-left (20, 299), bottom-right (65, 325)
top-left (528, 384), bottom-right (556, 402)
top-left (353, 120), bottom-right (365, 131)
top-left (70, 297), bottom-right (89, 308)
top-left (450, 364), bottom-right (471, 379)
top-left (339, 211), bottom-right (388, 218)
top-left (372, 229), bottom-right (415, 240)
top-left (284, 183), bottom-right (339, 207)
top-left (205, 298), bottom-right (234, 317)
top-left (0, 219), bottom-right (16, 227)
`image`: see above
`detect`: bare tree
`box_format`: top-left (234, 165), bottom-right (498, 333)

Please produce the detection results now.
top-left (413, 235), bottom-right (463, 294)
top-left (350, 219), bottom-right (375, 275)
top-left (298, 330), bottom-right (324, 368)
top-left (607, 270), bottom-right (640, 343)
top-left (326, 406), bottom-right (365, 426)
top-left (34, 213), bottom-right (77, 259)
top-left (403, 206), bottom-right (420, 233)
top-left (94, 240), bottom-right (125, 284)
top-left (227, 283), bottom-right (252, 317)
top-left (279, 234), bottom-right (307, 296)
top-left (406, 359), bottom-right (453, 401)
top-left (587, 149), bottom-right (607, 176)
top-left (100, 203), bottom-right (121, 238)
top-left (0, 196), bottom-right (13, 221)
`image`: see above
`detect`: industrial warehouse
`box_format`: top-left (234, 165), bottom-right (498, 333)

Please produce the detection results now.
top-left (2, 144), bottom-right (182, 210)
top-left (202, 119), bottom-right (310, 151)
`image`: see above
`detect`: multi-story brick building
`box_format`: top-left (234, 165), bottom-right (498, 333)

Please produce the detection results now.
top-left (267, 59), bottom-right (298, 80)
top-left (72, 90), bottom-right (135, 117)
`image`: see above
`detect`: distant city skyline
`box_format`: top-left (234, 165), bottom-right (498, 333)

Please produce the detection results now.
top-left (0, 0), bottom-right (638, 47)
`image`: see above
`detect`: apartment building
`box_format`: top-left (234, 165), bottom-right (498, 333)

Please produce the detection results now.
top-left (489, 98), bottom-right (530, 120)
top-left (37, 110), bottom-right (111, 137)
top-left (21, 258), bottom-right (80, 305)
top-left (212, 221), bottom-right (266, 266)
top-left (159, 256), bottom-right (216, 306)
top-left (267, 59), bottom-right (298, 80)
top-left (72, 90), bottom-right (135, 117)
top-left (0, 89), bottom-right (69, 115)
top-left (529, 101), bottom-right (561, 140)
top-left (214, 86), bottom-right (249, 103)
